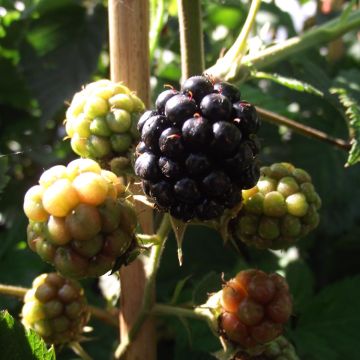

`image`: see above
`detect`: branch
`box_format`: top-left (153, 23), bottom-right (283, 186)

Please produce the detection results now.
top-left (177, 0), bottom-right (205, 81)
top-left (256, 106), bottom-right (351, 151)
top-left (206, 8), bottom-right (360, 82)
top-left (114, 214), bottom-right (172, 359)
top-left (0, 284), bottom-right (118, 327)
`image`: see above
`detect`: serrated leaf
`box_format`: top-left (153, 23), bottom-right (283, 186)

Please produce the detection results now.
top-left (252, 71), bottom-right (324, 97)
top-left (330, 69), bottom-right (360, 166)
top-left (0, 310), bottom-right (56, 360)
top-left (291, 276), bottom-right (360, 360)
top-left (0, 156), bottom-right (10, 195)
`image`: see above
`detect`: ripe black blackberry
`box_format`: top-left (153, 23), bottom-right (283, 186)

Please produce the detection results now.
top-left (135, 75), bottom-right (261, 221)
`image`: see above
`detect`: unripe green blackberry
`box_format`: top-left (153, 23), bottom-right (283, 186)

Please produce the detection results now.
top-left (231, 163), bottom-right (321, 249)
top-left (24, 158), bottom-right (138, 278)
top-left (65, 80), bottom-right (145, 172)
top-left (219, 270), bottom-right (292, 349)
top-left (232, 336), bottom-right (299, 360)
top-left (22, 273), bottom-right (90, 345)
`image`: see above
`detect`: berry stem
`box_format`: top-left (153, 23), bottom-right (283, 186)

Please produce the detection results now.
top-left (256, 106), bottom-right (351, 151)
top-left (152, 303), bottom-right (215, 324)
top-left (177, 0), bottom-right (205, 81)
top-left (205, 0), bottom-right (262, 81)
top-left (0, 284), bottom-right (27, 298)
top-left (206, 7), bottom-right (360, 82)
top-left (114, 214), bottom-right (172, 359)
top-left (0, 284), bottom-right (118, 327)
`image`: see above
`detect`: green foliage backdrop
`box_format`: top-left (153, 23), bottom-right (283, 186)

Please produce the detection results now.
top-left (0, 0), bottom-right (360, 359)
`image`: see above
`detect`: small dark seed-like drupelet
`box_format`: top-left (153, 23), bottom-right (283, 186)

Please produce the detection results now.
top-left (196, 199), bottom-right (224, 220)
top-left (174, 178), bottom-right (201, 204)
top-left (158, 156), bottom-right (182, 180)
top-left (134, 152), bottom-right (161, 181)
top-left (239, 163), bottom-right (260, 189)
top-left (233, 101), bottom-right (260, 135)
top-left (155, 89), bottom-right (179, 114)
top-left (182, 76), bottom-right (214, 103)
top-left (141, 115), bottom-right (167, 152)
top-left (202, 171), bottom-right (232, 201)
top-left (211, 121), bottom-right (242, 157)
top-left (137, 110), bottom-right (157, 132)
top-left (214, 82), bottom-right (241, 103)
top-left (185, 153), bottom-right (211, 178)
top-left (150, 181), bottom-right (174, 207)
top-left (182, 117), bottom-right (213, 151)
top-left (200, 93), bottom-right (232, 122)
top-left (158, 127), bottom-right (184, 159)
top-left (165, 94), bottom-right (197, 125)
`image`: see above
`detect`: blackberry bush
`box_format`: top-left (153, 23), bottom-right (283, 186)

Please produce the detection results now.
top-left (64, 79), bottom-right (145, 173)
top-left (21, 273), bottom-right (90, 345)
top-left (135, 76), bottom-right (261, 221)
top-left (23, 158), bottom-right (138, 278)
top-left (231, 163), bottom-right (321, 249)
top-left (219, 269), bottom-right (292, 348)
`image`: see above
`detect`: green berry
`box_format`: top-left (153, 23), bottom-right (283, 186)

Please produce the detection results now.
top-left (110, 133), bottom-right (132, 153)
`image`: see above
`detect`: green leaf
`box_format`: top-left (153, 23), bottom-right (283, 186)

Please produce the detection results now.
top-left (291, 276), bottom-right (360, 360)
top-left (0, 156), bottom-right (10, 195)
top-left (252, 71), bottom-right (324, 97)
top-left (0, 310), bottom-right (56, 360)
top-left (170, 275), bottom-right (192, 305)
top-left (330, 69), bottom-right (360, 166)
top-left (20, 3), bottom-right (106, 125)
top-left (285, 260), bottom-right (314, 313)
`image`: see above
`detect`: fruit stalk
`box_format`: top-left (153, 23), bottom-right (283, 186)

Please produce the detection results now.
top-left (256, 106), bottom-right (351, 151)
top-left (108, 1), bottom-right (155, 359)
top-left (114, 214), bottom-right (172, 359)
top-left (177, 0), bottom-right (205, 81)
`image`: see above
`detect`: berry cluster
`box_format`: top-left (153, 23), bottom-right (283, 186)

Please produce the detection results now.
top-left (233, 336), bottom-right (299, 360)
top-left (65, 79), bottom-right (144, 163)
top-left (24, 158), bottom-right (137, 278)
top-left (219, 269), bottom-right (292, 348)
top-left (135, 75), bottom-right (260, 221)
top-left (231, 163), bottom-right (321, 249)
top-left (22, 273), bottom-right (90, 345)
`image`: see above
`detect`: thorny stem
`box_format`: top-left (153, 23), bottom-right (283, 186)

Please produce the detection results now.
top-left (205, 0), bottom-right (262, 81)
top-left (256, 106), bottom-right (351, 151)
top-left (0, 284), bottom-right (118, 327)
top-left (69, 342), bottom-right (93, 360)
top-left (114, 214), bottom-right (172, 359)
top-left (177, 0), bottom-right (205, 81)
top-left (206, 8), bottom-right (360, 82)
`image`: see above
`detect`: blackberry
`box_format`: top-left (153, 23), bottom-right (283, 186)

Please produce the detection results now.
top-left (22, 273), bottom-right (90, 345)
top-left (24, 159), bottom-right (138, 278)
top-left (137, 110), bottom-right (157, 132)
top-left (136, 75), bottom-right (261, 221)
top-left (231, 163), bottom-right (321, 250)
top-left (219, 270), bottom-right (292, 349)
top-left (64, 80), bottom-right (145, 168)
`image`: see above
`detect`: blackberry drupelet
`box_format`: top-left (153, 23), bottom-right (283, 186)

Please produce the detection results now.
top-left (135, 75), bottom-right (261, 221)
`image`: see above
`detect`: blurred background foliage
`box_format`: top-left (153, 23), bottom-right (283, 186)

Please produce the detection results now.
top-left (0, 0), bottom-right (360, 359)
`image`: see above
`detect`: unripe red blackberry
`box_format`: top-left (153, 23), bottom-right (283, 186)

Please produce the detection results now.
top-left (219, 270), bottom-right (292, 349)
top-left (231, 163), bottom-right (321, 249)
top-left (64, 80), bottom-right (145, 173)
top-left (21, 273), bottom-right (90, 345)
top-left (135, 76), bottom-right (261, 221)
top-left (24, 158), bottom-right (138, 278)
